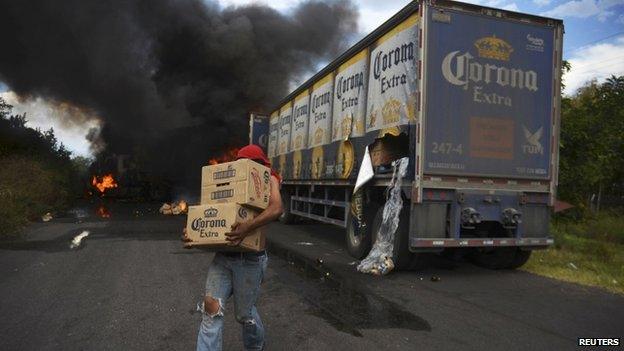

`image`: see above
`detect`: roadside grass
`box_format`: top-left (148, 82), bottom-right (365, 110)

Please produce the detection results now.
top-left (0, 156), bottom-right (72, 239)
top-left (522, 213), bottom-right (624, 295)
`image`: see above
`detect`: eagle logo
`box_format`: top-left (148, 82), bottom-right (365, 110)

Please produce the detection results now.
top-left (522, 125), bottom-right (543, 155)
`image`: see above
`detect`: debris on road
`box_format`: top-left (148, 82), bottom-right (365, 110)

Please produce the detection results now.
top-left (295, 241), bottom-right (314, 246)
top-left (357, 157), bottom-right (408, 276)
top-left (431, 276), bottom-right (441, 282)
top-left (70, 231), bottom-right (90, 249)
top-left (159, 201), bottom-right (188, 215)
top-left (96, 205), bottom-right (111, 218)
top-left (41, 212), bottom-right (53, 222)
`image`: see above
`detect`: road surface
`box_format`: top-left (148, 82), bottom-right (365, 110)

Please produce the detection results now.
top-left (0, 202), bottom-right (622, 350)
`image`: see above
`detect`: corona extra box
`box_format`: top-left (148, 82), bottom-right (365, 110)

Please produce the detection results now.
top-left (201, 159), bottom-right (271, 209)
top-left (185, 203), bottom-right (265, 251)
top-left (201, 179), bottom-right (269, 210)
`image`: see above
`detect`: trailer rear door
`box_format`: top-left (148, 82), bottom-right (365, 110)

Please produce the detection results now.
top-left (423, 6), bottom-right (558, 180)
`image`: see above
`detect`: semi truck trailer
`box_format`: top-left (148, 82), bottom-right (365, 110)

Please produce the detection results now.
top-left (257, 0), bottom-right (564, 269)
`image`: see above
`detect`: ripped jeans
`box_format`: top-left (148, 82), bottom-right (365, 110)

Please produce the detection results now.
top-left (197, 251), bottom-right (268, 351)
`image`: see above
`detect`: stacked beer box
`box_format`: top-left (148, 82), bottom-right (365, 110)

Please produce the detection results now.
top-left (185, 159), bottom-right (271, 251)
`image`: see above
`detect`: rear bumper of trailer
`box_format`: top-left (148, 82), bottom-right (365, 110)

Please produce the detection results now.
top-left (410, 237), bottom-right (553, 252)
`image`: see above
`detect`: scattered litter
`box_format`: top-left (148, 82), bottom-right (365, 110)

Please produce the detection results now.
top-left (42, 212), bottom-right (53, 222)
top-left (357, 157), bottom-right (408, 276)
top-left (348, 261), bottom-right (359, 266)
top-left (568, 262), bottom-right (578, 270)
top-left (419, 277), bottom-right (424, 281)
top-left (316, 258), bottom-right (324, 266)
top-left (159, 201), bottom-right (188, 215)
top-left (431, 276), bottom-right (441, 282)
top-left (70, 231), bottom-right (90, 249)
top-left (353, 146), bottom-right (374, 194)
top-left (613, 279), bottom-right (618, 284)
top-left (295, 241), bottom-right (314, 246)
top-left (68, 208), bottom-right (88, 219)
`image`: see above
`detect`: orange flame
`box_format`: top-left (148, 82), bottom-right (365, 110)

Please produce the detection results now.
top-left (96, 205), bottom-right (111, 218)
top-left (178, 200), bottom-right (188, 213)
top-left (91, 174), bottom-right (118, 194)
top-left (208, 148), bottom-right (239, 165)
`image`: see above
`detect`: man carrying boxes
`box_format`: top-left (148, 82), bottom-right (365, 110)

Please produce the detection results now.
top-left (183, 144), bottom-right (283, 351)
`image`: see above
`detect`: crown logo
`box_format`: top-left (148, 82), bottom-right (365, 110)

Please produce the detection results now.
top-left (314, 128), bottom-right (324, 144)
top-left (204, 208), bottom-right (218, 217)
top-left (474, 35), bottom-right (513, 61)
top-left (382, 99), bottom-right (401, 125)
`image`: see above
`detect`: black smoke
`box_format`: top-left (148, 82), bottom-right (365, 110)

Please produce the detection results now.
top-left (0, 0), bottom-right (358, 193)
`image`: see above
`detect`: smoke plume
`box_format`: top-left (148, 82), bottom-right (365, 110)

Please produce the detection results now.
top-left (0, 0), bottom-right (358, 192)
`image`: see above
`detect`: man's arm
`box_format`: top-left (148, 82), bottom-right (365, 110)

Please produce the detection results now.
top-left (225, 175), bottom-right (283, 244)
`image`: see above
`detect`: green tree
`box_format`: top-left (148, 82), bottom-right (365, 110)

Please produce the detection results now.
top-left (0, 96), bottom-right (89, 237)
top-left (0, 96), bottom-right (11, 118)
top-left (558, 75), bottom-right (624, 211)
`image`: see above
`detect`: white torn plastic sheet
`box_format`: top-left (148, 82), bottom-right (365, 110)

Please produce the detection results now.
top-left (353, 146), bottom-right (374, 194)
top-left (70, 231), bottom-right (90, 249)
top-left (357, 157), bottom-right (409, 275)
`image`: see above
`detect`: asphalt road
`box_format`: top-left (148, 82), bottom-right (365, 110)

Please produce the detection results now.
top-left (1, 202), bottom-right (622, 350)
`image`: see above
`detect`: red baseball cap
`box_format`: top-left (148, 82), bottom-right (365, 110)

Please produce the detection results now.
top-left (236, 144), bottom-right (270, 166)
top-left (236, 144), bottom-right (281, 182)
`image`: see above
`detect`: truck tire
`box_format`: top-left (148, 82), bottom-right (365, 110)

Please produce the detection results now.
top-left (345, 201), bottom-right (379, 259)
top-left (507, 249), bottom-right (532, 269)
top-left (279, 192), bottom-right (298, 224)
top-left (370, 204), bottom-right (414, 270)
top-left (470, 247), bottom-right (517, 270)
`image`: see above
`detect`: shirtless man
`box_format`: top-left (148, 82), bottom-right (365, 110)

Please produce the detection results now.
top-left (183, 144), bottom-right (283, 351)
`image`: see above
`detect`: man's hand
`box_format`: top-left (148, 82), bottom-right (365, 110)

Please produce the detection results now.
top-left (225, 222), bottom-right (252, 246)
top-left (181, 227), bottom-right (193, 248)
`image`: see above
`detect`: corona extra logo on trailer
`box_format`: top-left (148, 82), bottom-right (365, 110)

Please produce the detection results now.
top-left (308, 73), bottom-right (333, 147)
top-left (366, 14), bottom-right (419, 132)
top-left (441, 35), bottom-right (538, 94)
top-left (292, 90), bottom-right (310, 151)
top-left (333, 48), bottom-right (368, 140)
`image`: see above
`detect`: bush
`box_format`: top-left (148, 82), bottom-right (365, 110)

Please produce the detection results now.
top-left (0, 156), bottom-right (72, 239)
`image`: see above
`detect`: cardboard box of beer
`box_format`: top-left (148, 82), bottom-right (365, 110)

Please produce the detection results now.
top-left (201, 159), bottom-right (271, 210)
top-left (185, 203), bottom-right (266, 251)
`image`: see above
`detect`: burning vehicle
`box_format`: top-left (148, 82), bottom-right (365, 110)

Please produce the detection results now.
top-left (88, 153), bottom-right (171, 201)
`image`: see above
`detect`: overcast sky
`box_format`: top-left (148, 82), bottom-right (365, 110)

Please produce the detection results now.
top-left (1, 0), bottom-right (623, 157)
